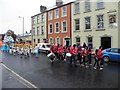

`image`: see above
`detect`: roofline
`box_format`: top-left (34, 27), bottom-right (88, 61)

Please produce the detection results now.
top-left (31, 1), bottom-right (74, 18)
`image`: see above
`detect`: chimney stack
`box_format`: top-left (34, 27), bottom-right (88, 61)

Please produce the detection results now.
top-left (56, 0), bottom-right (63, 6)
top-left (40, 5), bottom-right (47, 12)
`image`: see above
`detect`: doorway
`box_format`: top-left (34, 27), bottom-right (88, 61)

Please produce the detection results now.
top-left (101, 37), bottom-right (111, 50)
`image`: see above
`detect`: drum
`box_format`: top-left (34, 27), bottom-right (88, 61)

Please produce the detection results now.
top-left (47, 52), bottom-right (55, 60)
top-left (66, 53), bottom-right (71, 57)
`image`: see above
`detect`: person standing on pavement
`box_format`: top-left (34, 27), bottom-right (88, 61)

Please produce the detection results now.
top-left (34, 44), bottom-right (39, 57)
top-left (98, 46), bottom-right (103, 70)
top-left (77, 46), bottom-right (82, 66)
top-left (70, 44), bottom-right (77, 67)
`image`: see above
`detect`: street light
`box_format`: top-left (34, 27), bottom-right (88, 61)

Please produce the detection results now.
top-left (18, 16), bottom-right (24, 36)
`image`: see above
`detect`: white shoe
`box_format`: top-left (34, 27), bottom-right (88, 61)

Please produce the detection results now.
top-left (100, 68), bottom-right (103, 70)
top-left (90, 64), bottom-right (92, 66)
top-left (93, 67), bottom-right (96, 70)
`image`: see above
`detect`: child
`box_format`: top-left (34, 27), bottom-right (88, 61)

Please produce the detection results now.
top-left (34, 44), bottom-right (39, 57)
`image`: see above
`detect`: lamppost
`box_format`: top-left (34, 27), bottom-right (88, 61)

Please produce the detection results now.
top-left (18, 16), bottom-right (24, 36)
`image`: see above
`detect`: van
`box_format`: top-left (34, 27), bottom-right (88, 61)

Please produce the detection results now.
top-left (37, 43), bottom-right (51, 54)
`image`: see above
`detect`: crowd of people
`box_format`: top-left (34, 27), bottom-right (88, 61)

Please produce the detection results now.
top-left (50, 43), bottom-right (104, 70)
top-left (1, 42), bottom-right (104, 70)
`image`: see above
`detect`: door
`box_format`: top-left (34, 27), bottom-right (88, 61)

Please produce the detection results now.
top-left (101, 37), bottom-right (111, 50)
top-left (66, 40), bottom-right (70, 47)
top-left (109, 48), bottom-right (119, 61)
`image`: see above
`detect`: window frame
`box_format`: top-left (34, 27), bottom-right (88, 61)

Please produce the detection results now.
top-left (87, 37), bottom-right (93, 49)
top-left (85, 0), bottom-right (91, 12)
top-left (96, 14), bottom-right (104, 29)
top-left (75, 19), bottom-right (80, 31)
top-left (41, 26), bottom-right (44, 35)
top-left (49, 24), bottom-right (53, 34)
top-left (49, 11), bottom-right (53, 20)
top-left (74, 3), bottom-right (80, 14)
top-left (37, 26), bottom-right (40, 35)
top-left (55, 9), bottom-right (59, 19)
top-left (96, 0), bottom-right (104, 10)
top-left (62, 21), bottom-right (67, 32)
top-left (62, 6), bottom-right (67, 17)
top-left (55, 22), bottom-right (59, 33)
top-left (85, 17), bottom-right (91, 30)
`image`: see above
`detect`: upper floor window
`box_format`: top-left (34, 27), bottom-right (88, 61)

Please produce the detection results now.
top-left (55, 9), bottom-right (59, 19)
top-left (55, 23), bottom-right (59, 33)
top-left (75, 19), bottom-right (80, 31)
top-left (62, 21), bottom-right (67, 32)
top-left (85, 17), bottom-right (91, 29)
top-left (37, 26), bottom-right (40, 35)
top-left (41, 14), bottom-right (44, 22)
top-left (49, 12), bottom-right (53, 20)
top-left (97, 15), bottom-right (104, 29)
top-left (49, 24), bottom-right (52, 34)
top-left (32, 17), bottom-right (35, 25)
top-left (37, 15), bottom-right (40, 24)
top-left (74, 3), bottom-right (80, 14)
top-left (41, 26), bottom-right (44, 35)
top-left (85, 0), bottom-right (91, 12)
top-left (62, 6), bottom-right (67, 17)
top-left (96, 0), bottom-right (104, 9)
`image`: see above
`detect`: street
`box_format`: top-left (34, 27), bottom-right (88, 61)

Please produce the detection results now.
top-left (1, 52), bottom-right (120, 89)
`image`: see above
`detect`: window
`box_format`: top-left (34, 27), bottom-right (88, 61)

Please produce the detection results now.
top-left (49, 12), bottom-right (52, 20)
top-left (76, 37), bottom-right (80, 44)
top-left (41, 14), bottom-right (44, 22)
top-left (97, 0), bottom-right (104, 9)
top-left (49, 38), bottom-right (53, 44)
top-left (37, 27), bottom-right (40, 35)
top-left (85, 0), bottom-right (91, 12)
top-left (55, 23), bottom-right (59, 33)
top-left (62, 6), bottom-right (67, 17)
top-left (85, 17), bottom-right (91, 29)
top-left (55, 9), bottom-right (59, 19)
top-left (33, 28), bottom-right (35, 36)
top-left (38, 39), bottom-right (40, 43)
top-left (62, 21), bottom-right (67, 32)
top-left (49, 24), bottom-right (52, 33)
top-left (56, 37), bottom-right (60, 45)
top-left (97, 15), bottom-right (104, 29)
top-left (41, 26), bottom-right (44, 35)
top-left (32, 17), bottom-right (35, 24)
top-left (75, 19), bottom-right (80, 31)
top-left (87, 37), bottom-right (93, 48)
top-left (74, 3), bottom-right (80, 14)
top-left (110, 48), bottom-right (118, 53)
top-left (109, 15), bottom-right (116, 24)
top-left (37, 15), bottom-right (40, 23)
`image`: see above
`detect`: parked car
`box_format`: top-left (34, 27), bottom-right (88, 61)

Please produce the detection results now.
top-left (38, 43), bottom-right (51, 54)
top-left (102, 48), bottom-right (120, 62)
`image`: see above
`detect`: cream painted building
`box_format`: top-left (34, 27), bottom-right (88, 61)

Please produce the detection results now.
top-left (31, 10), bottom-right (47, 44)
top-left (71, 0), bottom-right (120, 50)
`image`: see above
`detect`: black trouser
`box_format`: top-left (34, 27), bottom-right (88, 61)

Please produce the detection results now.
top-left (99, 58), bottom-right (104, 68)
top-left (78, 55), bottom-right (82, 65)
top-left (88, 54), bottom-right (92, 65)
top-left (93, 57), bottom-right (99, 68)
top-left (82, 56), bottom-right (86, 66)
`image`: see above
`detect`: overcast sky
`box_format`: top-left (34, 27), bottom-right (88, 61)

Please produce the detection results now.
top-left (0, 0), bottom-right (69, 35)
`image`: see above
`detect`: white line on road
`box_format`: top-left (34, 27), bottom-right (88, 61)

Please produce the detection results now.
top-left (1, 63), bottom-right (40, 90)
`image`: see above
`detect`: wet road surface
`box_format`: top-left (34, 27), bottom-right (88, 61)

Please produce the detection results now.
top-left (1, 52), bottom-right (120, 88)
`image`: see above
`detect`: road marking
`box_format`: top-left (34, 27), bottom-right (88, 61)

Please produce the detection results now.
top-left (1, 63), bottom-right (40, 90)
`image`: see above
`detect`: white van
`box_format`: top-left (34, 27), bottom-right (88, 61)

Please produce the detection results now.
top-left (37, 43), bottom-right (51, 54)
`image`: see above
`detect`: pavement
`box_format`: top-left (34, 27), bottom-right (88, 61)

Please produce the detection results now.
top-left (1, 52), bottom-right (120, 89)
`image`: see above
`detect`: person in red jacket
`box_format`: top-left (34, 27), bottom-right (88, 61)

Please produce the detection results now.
top-left (77, 46), bottom-right (82, 66)
top-left (93, 49), bottom-right (100, 69)
top-left (53, 44), bottom-right (58, 60)
top-left (57, 44), bottom-right (64, 61)
top-left (98, 46), bottom-right (103, 70)
top-left (70, 44), bottom-right (77, 67)
top-left (87, 46), bottom-right (92, 66)
top-left (81, 47), bottom-right (87, 67)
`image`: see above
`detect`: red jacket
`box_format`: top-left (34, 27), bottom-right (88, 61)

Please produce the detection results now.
top-left (57, 46), bottom-right (64, 55)
top-left (53, 45), bottom-right (57, 52)
top-left (97, 49), bottom-right (103, 58)
top-left (70, 46), bottom-right (77, 56)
